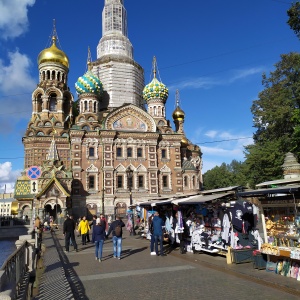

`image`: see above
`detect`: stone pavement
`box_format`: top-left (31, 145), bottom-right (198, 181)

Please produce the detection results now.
top-left (34, 228), bottom-right (300, 300)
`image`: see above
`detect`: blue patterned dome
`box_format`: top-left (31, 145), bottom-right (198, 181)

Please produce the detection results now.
top-left (143, 77), bottom-right (169, 103)
top-left (75, 71), bottom-right (103, 96)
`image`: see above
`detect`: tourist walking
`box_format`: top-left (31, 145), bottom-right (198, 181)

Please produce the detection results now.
top-left (100, 214), bottom-right (108, 232)
top-left (150, 211), bottom-right (165, 256)
top-left (63, 215), bottom-right (78, 253)
top-left (77, 216), bottom-right (90, 245)
top-left (107, 216), bottom-right (125, 259)
top-left (92, 217), bottom-right (106, 262)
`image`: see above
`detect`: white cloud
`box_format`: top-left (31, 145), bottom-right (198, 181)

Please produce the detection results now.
top-left (0, 49), bottom-right (35, 132)
top-left (0, 162), bottom-right (21, 191)
top-left (0, 50), bottom-right (36, 92)
top-left (169, 67), bottom-right (263, 91)
top-left (205, 130), bottom-right (218, 138)
top-left (0, 0), bottom-right (36, 39)
top-left (194, 129), bottom-right (254, 172)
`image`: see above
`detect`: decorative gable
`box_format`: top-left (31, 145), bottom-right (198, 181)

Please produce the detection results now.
top-left (104, 104), bottom-right (156, 132)
top-left (86, 164), bottom-right (98, 173)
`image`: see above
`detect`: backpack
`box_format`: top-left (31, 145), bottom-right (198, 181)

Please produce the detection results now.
top-left (114, 222), bottom-right (122, 237)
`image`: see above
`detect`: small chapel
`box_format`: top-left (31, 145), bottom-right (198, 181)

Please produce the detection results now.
top-left (14, 0), bottom-right (203, 220)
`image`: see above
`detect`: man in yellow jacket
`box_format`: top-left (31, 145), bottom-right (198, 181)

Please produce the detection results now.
top-left (77, 216), bottom-right (90, 245)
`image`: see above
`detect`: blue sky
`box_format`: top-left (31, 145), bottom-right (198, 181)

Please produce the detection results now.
top-left (0, 0), bottom-right (298, 192)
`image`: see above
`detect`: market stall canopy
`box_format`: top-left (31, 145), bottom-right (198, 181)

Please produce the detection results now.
top-left (138, 198), bottom-right (174, 207)
top-left (201, 186), bottom-right (243, 195)
top-left (238, 185), bottom-right (300, 197)
top-left (256, 178), bottom-right (300, 187)
top-left (172, 192), bottom-right (234, 205)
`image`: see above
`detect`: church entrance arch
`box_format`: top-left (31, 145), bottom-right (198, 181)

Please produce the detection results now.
top-left (115, 202), bottom-right (127, 218)
top-left (44, 200), bottom-right (62, 224)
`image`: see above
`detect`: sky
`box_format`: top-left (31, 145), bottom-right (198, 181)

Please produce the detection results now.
top-left (0, 0), bottom-right (299, 192)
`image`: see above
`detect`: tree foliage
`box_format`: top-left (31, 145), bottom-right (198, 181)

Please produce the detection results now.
top-left (287, 2), bottom-right (300, 39)
top-left (244, 52), bottom-right (300, 187)
top-left (203, 160), bottom-right (247, 190)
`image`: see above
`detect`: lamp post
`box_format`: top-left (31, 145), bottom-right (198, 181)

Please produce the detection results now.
top-left (126, 168), bottom-right (136, 236)
top-left (102, 188), bottom-right (105, 215)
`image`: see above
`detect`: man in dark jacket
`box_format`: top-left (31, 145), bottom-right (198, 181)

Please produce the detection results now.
top-left (63, 215), bottom-right (78, 253)
top-left (107, 216), bottom-right (125, 259)
top-left (150, 211), bottom-right (165, 256)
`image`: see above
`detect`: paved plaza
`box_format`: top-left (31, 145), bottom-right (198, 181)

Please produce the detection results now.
top-left (33, 229), bottom-right (300, 300)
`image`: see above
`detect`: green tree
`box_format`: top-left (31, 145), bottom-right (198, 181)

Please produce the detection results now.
top-left (287, 2), bottom-right (300, 39)
top-left (244, 52), bottom-right (300, 187)
top-left (72, 100), bottom-right (79, 119)
top-left (203, 160), bottom-right (247, 190)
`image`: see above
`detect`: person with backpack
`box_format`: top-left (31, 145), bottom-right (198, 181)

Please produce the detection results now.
top-left (107, 215), bottom-right (125, 259)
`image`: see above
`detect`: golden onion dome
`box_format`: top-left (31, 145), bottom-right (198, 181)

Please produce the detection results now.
top-left (172, 106), bottom-right (185, 121)
top-left (181, 136), bottom-right (189, 147)
top-left (38, 36), bottom-right (69, 68)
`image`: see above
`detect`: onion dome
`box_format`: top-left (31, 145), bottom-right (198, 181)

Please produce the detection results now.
top-left (75, 70), bottom-right (103, 97)
top-left (172, 106), bottom-right (185, 121)
top-left (172, 89), bottom-right (185, 121)
top-left (143, 56), bottom-right (168, 103)
top-left (143, 77), bottom-right (169, 103)
top-left (181, 136), bottom-right (189, 147)
top-left (38, 36), bottom-right (69, 68)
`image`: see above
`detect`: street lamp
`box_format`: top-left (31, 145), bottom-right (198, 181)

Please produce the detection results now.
top-left (126, 168), bottom-right (136, 236)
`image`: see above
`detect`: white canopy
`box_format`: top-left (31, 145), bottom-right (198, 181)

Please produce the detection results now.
top-left (171, 192), bottom-right (233, 205)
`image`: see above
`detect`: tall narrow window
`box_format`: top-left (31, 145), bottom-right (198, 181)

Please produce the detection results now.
top-left (89, 147), bottom-right (95, 157)
top-left (127, 147), bottom-right (132, 158)
top-left (138, 175), bottom-right (144, 188)
top-left (184, 176), bottom-right (188, 187)
top-left (116, 147), bottom-right (122, 157)
top-left (117, 175), bottom-right (123, 188)
top-left (137, 148), bottom-right (143, 158)
top-left (49, 93), bottom-right (57, 111)
top-left (161, 149), bottom-right (166, 159)
top-left (89, 175), bottom-right (95, 189)
top-left (163, 175), bottom-right (168, 188)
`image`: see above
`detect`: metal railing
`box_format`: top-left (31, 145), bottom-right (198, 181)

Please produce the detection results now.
top-left (0, 240), bottom-right (28, 296)
top-left (0, 231), bottom-right (38, 299)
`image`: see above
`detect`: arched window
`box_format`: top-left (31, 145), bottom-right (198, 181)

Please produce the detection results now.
top-left (51, 70), bottom-right (55, 80)
top-left (57, 72), bottom-right (61, 81)
top-left (49, 93), bottom-right (57, 111)
top-left (82, 125), bottom-right (90, 131)
top-left (84, 101), bottom-right (88, 111)
top-left (47, 70), bottom-right (50, 80)
top-left (94, 102), bottom-right (97, 113)
top-left (37, 94), bottom-right (42, 112)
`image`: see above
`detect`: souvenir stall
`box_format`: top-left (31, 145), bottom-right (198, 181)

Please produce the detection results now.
top-left (239, 185), bottom-right (300, 277)
top-left (138, 198), bottom-right (174, 240)
top-left (173, 194), bottom-right (262, 262)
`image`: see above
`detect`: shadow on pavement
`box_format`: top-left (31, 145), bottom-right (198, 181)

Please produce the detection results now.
top-left (121, 246), bottom-right (148, 258)
top-left (52, 232), bottom-right (89, 300)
